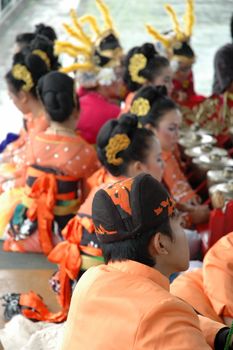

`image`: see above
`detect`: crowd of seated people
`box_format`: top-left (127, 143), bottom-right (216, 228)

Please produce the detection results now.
top-left (1, 1), bottom-right (233, 349)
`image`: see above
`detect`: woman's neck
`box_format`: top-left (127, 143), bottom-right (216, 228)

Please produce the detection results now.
top-left (46, 120), bottom-right (76, 136)
top-left (27, 98), bottom-right (44, 119)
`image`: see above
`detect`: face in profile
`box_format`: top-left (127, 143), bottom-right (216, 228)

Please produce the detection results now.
top-left (150, 212), bottom-right (189, 276)
top-left (140, 137), bottom-right (164, 182)
top-left (174, 61), bottom-right (193, 82)
top-left (7, 83), bottom-right (30, 114)
top-left (155, 108), bottom-right (182, 152)
top-left (168, 214), bottom-right (190, 272)
top-left (152, 66), bottom-right (174, 96)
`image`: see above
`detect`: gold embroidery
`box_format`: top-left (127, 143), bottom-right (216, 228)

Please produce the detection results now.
top-left (12, 64), bottom-right (34, 92)
top-left (105, 134), bottom-right (130, 166)
top-left (130, 97), bottom-right (150, 117)
top-left (128, 53), bottom-right (147, 84)
top-left (32, 50), bottom-right (51, 69)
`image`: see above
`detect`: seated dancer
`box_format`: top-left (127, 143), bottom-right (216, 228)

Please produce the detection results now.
top-left (55, 0), bottom-right (124, 144)
top-left (122, 43), bottom-right (172, 112)
top-left (61, 174), bottom-right (232, 350)
top-left (1, 34), bottom-right (60, 189)
top-left (171, 231), bottom-right (233, 327)
top-left (3, 114), bottom-right (163, 323)
top-left (130, 85), bottom-right (209, 226)
top-left (146, 0), bottom-right (205, 108)
top-left (2, 71), bottom-right (99, 255)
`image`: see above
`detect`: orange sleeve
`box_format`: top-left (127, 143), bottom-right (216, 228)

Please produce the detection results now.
top-left (198, 315), bottom-right (226, 349)
top-left (162, 151), bottom-right (197, 204)
top-left (135, 297), bottom-right (212, 349)
top-left (203, 232), bottom-right (233, 318)
top-left (170, 269), bottom-right (222, 323)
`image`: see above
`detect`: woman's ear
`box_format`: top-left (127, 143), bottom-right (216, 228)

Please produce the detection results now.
top-left (150, 232), bottom-right (170, 256)
top-left (127, 160), bottom-right (148, 178)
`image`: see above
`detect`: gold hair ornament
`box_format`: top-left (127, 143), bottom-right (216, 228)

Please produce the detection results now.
top-left (32, 50), bottom-right (51, 69)
top-left (55, 0), bottom-right (120, 74)
top-left (12, 64), bottom-right (34, 92)
top-left (105, 134), bottom-right (131, 166)
top-left (130, 97), bottom-right (150, 117)
top-left (146, 0), bottom-right (195, 54)
top-left (129, 53), bottom-right (147, 84)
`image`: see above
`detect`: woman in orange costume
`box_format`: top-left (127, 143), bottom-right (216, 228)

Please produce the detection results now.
top-left (2, 114), bottom-right (164, 323)
top-left (171, 231), bottom-right (233, 327)
top-left (122, 43), bottom-right (173, 113)
top-left (2, 71), bottom-right (99, 255)
top-left (131, 85), bottom-right (210, 227)
top-left (1, 35), bottom-right (60, 185)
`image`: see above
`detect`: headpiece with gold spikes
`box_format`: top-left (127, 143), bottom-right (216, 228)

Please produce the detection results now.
top-left (55, 0), bottom-right (123, 75)
top-left (146, 0), bottom-right (195, 63)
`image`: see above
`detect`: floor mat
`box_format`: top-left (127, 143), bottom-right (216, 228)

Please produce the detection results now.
top-left (0, 242), bottom-right (56, 269)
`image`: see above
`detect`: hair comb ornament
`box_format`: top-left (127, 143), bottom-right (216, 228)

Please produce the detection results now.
top-left (32, 49), bottom-right (51, 69)
top-left (11, 64), bottom-right (34, 92)
top-left (128, 53), bottom-right (147, 84)
top-left (55, 0), bottom-right (122, 74)
top-left (105, 134), bottom-right (131, 166)
top-left (130, 97), bottom-right (150, 117)
top-left (146, 0), bottom-right (195, 60)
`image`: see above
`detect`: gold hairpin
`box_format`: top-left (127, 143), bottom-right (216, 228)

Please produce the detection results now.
top-left (130, 97), bottom-right (150, 117)
top-left (32, 50), bottom-right (51, 69)
top-left (128, 53), bottom-right (147, 84)
top-left (105, 134), bottom-right (130, 165)
top-left (12, 64), bottom-right (34, 92)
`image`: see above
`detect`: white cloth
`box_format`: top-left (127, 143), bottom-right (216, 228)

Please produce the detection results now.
top-left (0, 315), bottom-right (65, 350)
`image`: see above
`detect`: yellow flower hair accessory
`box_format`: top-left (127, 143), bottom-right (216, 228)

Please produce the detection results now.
top-left (12, 64), bottom-right (34, 92)
top-left (130, 97), bottom-right (150, 117)
top-left (32, 50), bottom-right (51, 69)
top-left (105, 134), bottom-right (131, 166)
top-left (128, 53), bottom-right (147, 84)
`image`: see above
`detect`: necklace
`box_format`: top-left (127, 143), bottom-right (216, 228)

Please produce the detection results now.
top-left (46, 125), bottom-right (76, 137)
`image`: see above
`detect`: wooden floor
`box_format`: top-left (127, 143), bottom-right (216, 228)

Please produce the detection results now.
top-left (0, 269), bottom-right (58, 349)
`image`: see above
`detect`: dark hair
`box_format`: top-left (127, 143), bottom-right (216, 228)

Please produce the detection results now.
top-left (101, 220), bottom-right (172, 266)
top-left (212, 43), bottom-right (233, 94)
top-left (123, 43), bottom-right (169, 92)
top-left (37, 71), bottom-right (78, 122)
top-left (97, 114), bottom-right (156, 176)
top-left (132, 85), bottom-right (178, 128)
top-left (5, 50), bottom-right (49, 98)
top-left (15, 32), bottom-right (36, 49)
top-left (34, 23), bottom-right (57, 42)
top-left (6, 35), bottom-right (60, 98)
top-left (231, 13), bottom-right (233, 41)
top-left (173, 41), bottom-right (195, 59)
top-left (29, 34), bottom-right (60, 70)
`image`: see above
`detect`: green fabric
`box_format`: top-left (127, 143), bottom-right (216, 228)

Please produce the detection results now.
top-left (11, 204), bottom-right (27, 226)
